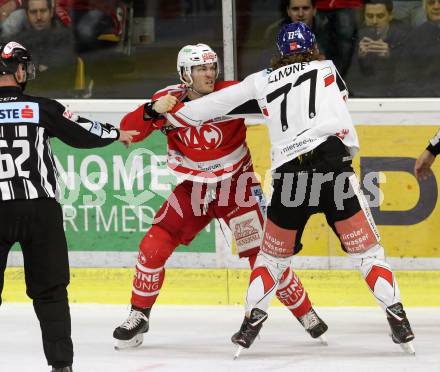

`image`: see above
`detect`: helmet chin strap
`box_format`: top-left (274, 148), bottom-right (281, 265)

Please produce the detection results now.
top-left (185, 77), bottom-right (209, 99)
top-left (187, 85), bottom-right (207, 99)
top-left (13, 68), bottom-right (26, 91)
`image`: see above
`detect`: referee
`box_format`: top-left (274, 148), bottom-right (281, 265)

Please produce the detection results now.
top-left (0, 41), bottom-right (136, 372)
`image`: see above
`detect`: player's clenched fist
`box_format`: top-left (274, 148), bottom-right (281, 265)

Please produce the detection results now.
top-left (152, 94), bottom-right (178, 113)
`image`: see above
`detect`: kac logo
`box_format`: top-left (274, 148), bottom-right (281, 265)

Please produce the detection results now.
top-left (178, 124), bottom-right (223, 149)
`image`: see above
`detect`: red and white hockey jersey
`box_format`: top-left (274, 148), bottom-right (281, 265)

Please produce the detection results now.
top-left (165, 60), bottom-right (360, 170)
top-left (120, 81), bottom-right (251, 182)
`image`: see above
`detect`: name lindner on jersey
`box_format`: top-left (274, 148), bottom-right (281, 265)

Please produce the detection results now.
top-left (166, 60), bottom-right (359, 170)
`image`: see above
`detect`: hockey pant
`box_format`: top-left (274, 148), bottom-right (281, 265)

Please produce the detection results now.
top-left (0, 199), bottom-right (73, 369)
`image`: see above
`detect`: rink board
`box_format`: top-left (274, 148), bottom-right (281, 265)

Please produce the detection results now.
top-left (4, 268), bottom-right (440, 307)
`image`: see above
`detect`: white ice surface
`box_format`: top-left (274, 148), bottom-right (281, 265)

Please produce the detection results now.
top-left (0, 304), bottom-right (439, 372)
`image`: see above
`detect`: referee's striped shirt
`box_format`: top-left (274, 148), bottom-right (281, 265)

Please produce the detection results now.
top-left (0, 86), bottom-right (119, 202)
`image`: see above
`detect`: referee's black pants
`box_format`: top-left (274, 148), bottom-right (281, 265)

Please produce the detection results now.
top-left (0, 198), bottom-right (73, 369)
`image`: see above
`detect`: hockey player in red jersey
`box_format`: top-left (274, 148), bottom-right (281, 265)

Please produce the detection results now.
top-left (112, 43), bottom-right (328, 349)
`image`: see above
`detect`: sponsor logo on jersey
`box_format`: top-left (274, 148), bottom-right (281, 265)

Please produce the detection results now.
top-left (0, 102), bottom-right (39, 123)
top-left (178, 124), bottom-right (223, 149)
top-left (230, 210), bottom-right (262, 253)
top-left (281, 137), bottom-right (318, 155)
top-left (234, 218), bottom-right (259, 241)
top-left (197, 162), bottom-right (222, 171)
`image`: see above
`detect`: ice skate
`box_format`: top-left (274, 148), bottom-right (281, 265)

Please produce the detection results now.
top-left (51, 367), bottom-right (72, 372)
top-left (113, 307), bottom-right (150, 350)
top-left (231, 308), bottom-right (268, 359)
top-left (298, 307), bottom-right (328, 345)
top-left (386, 302), bottom-right (415, 355)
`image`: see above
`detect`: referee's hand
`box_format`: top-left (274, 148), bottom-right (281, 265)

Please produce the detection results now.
top-left (119, 130), bottom-right (139, 148)
top-left (414, 149), bottom-right (435, 180)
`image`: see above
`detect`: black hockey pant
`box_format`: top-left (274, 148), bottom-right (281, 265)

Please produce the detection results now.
top-left (0, 198), bottom-right (73, 368)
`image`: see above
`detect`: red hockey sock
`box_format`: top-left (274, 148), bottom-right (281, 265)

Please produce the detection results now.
top-left (276, 269), bottom-right (311, 318)
top-left (131, 226), bottom-right (178, 309)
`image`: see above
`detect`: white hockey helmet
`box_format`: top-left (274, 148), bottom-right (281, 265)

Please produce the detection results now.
top-left (177, 43), bottom-right (219, 86)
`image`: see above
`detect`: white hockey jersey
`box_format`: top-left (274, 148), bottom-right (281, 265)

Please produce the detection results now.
top-left (166, 60), bottom-right (359, 170)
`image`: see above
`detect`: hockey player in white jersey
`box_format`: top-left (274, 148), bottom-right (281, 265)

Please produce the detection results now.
top-left (157, 22), bottom-right (415, 357)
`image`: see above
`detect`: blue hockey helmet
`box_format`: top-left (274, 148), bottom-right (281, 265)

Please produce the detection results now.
top-left (276, 22), bottom-right (316, 56)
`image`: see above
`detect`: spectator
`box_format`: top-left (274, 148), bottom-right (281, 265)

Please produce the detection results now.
top-left (0, 0), bottom-right (21, 22)
top-left (5, 0), bottom-right (77, 97)
top-left (1, 0), bottom-right (70, 38)
top-left (393, 0), bottom-right (426, 26)
top-left (346, 0), bottom-right (409, 96)
top-left (263, 0), bottom-right (325, 66)
top-left (0, 0), bottom-right (25, 37)
top-left (395, 0), bottom-right (440, 96)
top-left (314, 0), bottom-right (364, 77)
top-left (264, 0), bottom-right (318, 35)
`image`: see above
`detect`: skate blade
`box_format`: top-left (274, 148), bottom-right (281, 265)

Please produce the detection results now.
top-left (233, 346), bottom-right (244, 360)
top-left (114, 334), bottom-right (144, 350)
top-left (317, 334), bottom-right (328, 346)
top-left (399, 341), bottom-right (415, 356)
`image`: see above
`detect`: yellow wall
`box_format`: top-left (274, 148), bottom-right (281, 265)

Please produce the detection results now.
top-left (4, 268), bottom-right (439, 306)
